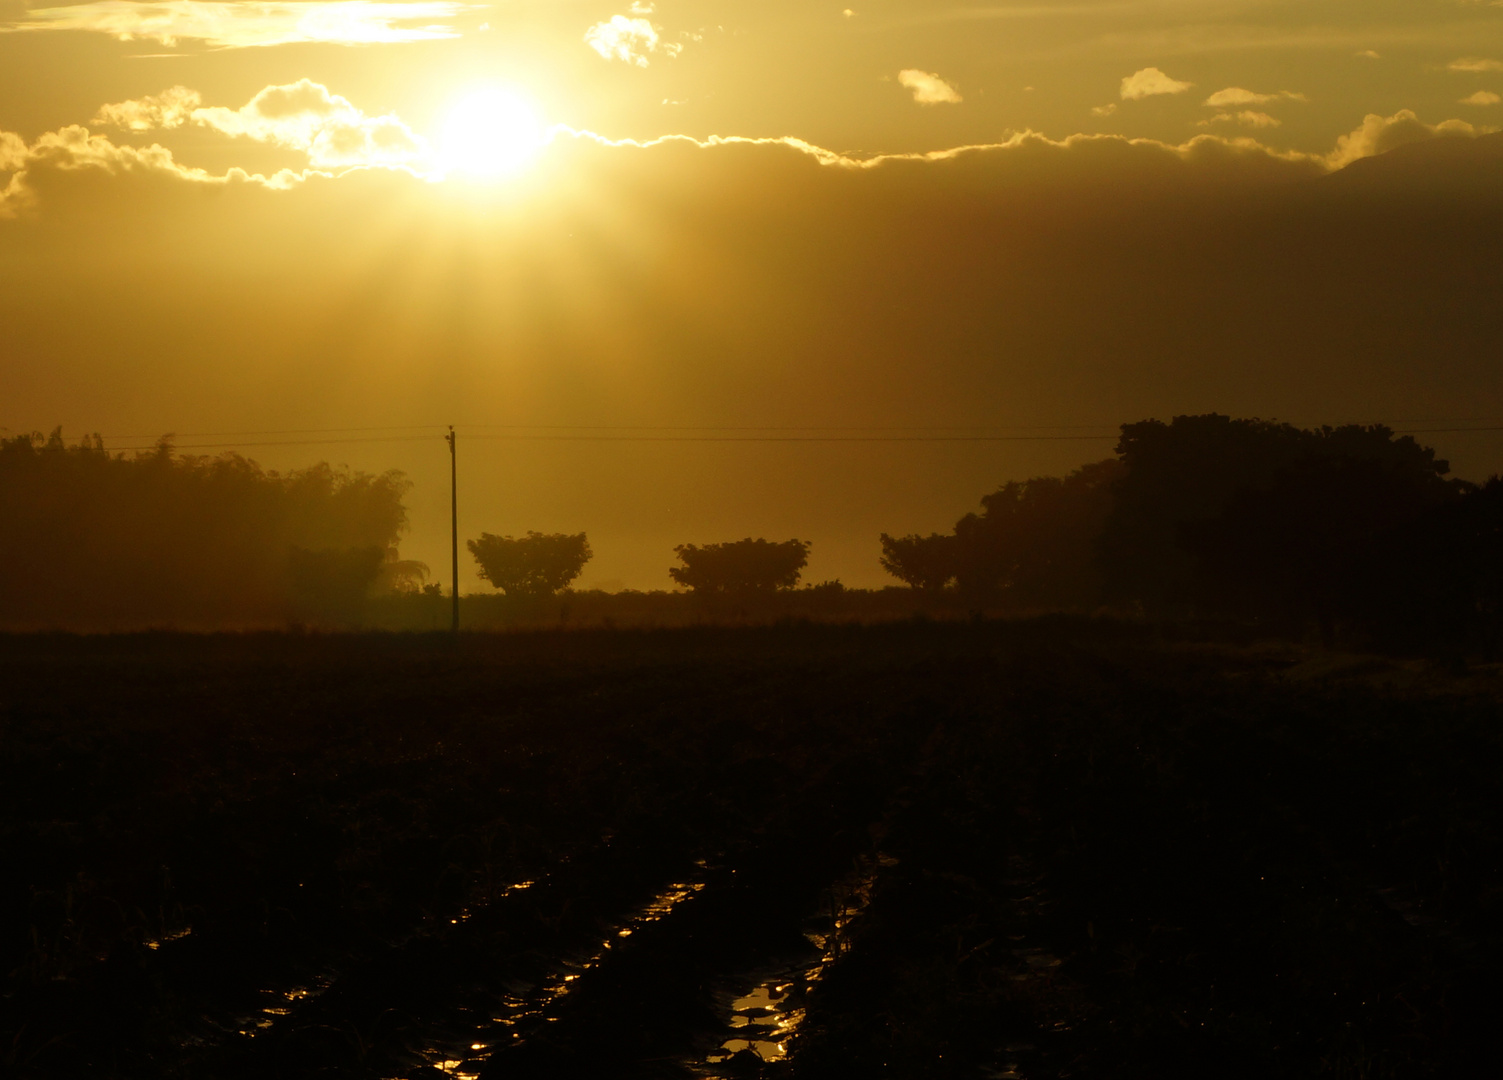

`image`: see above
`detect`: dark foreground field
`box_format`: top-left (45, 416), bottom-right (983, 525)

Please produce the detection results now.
top-left (2, 623), bottom-right (1500, 1079)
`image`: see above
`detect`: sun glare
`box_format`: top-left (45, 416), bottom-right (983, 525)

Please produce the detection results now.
top-left (438, 90), bottom-right (547, 178)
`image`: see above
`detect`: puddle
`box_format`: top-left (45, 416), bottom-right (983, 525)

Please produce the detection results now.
top-left (421, 870), bottom-right (715, 1073)
top-left (219, 877), bottom-right (547, 1050)
top-left (420, 1056), bottom-right (482, 1079)
top-left (694, 852), bottom-right (896, 1072)
top-left (142, 926), bottom-right (192, 950)
top-left (226, 974), bottom-right (336, 1039)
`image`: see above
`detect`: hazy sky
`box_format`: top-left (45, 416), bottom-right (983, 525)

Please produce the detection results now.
top-left (4, 1), bottom-right (1503, 589)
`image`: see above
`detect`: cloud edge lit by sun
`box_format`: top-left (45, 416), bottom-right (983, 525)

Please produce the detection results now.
top-left (1, 1), bottom-right (485, 49)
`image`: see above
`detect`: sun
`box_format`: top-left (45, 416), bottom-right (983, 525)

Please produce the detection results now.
top-left (437, 90), bottom-right (547, 178)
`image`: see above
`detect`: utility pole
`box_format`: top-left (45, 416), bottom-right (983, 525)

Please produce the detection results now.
top-left (447, 425), bottom-right (459, 633)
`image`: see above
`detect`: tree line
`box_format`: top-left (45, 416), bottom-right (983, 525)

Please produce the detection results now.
top-left (879, 415), bottom-right (1503, 652)
top-left (0, 429), bottom-right (414, 627)
top-left (6, 417), bottom-right (1500, 650)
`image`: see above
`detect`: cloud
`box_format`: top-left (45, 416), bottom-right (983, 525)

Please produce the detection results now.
top-left (12, 81), bottom-right (1500, 222)
top-left (1091, 103), bottom-right (1118, 117)
top-left (584, 14), bottom-right (680, 66)
top-left (1356, 50), bottom-right (1382, 60)
top-left (559, 127), bottom-right (1327, 183)
top-left (1201, 111), bottom-right (1281, 129)
top-left (1449, 57), bottom-right (1503, 72)
top-left (1, 129), bottom-right (27, 172)
top-left (1461, 90), bottom-right (1501, 105)
top-left (897, 69), bottom-right (962, 106)
top-left (1326, 109), bottom-right (1488, 169)
top-left (94, 85), bottom-right (202, 130)
top-left (1204, 87), bottom-right (1306, 108)
top-left (96, 80), bottom-right (428, 169)
top-left (1120, 67), bottom-right (1192, 100)
top-left (1, 122), bottom-right (311, 217)
top-left (1235, 111), bottom-right (1280, 128)
top-left (1, 2), bottom-right (480, 49)
top-left (1, 112), bottom-right (1322, 218)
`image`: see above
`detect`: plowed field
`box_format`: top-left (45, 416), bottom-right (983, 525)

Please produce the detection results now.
top-left (3, 623), bottom-right (1499, 1078)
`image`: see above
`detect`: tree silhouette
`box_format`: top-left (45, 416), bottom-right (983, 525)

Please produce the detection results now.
top-left (467, 531), bottom-right (593, 597)
top-left (669, 538), bottom-right (810, 594)
top-left (878, 532), bottom-right (957, 591)
top-left (373, 549), bottom-right (431, 594)
top-left (1184, 452), bottom-right (1460, 645)
top-left (1097, 415), bottom-right (1455, 615)
top-left (1375, 476), bottom-right (1503, 657)
top-left (0, 428), bottom-right (410, 628)
top-left (953, 459), bottom-right (1123, 609)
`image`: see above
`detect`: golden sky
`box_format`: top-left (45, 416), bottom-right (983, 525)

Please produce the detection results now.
top-left (4, 1), bottom-right (1503, 589)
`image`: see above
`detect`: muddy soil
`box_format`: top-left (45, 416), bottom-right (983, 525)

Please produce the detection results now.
top-left (2, 623), bottom-right (1500, 1078)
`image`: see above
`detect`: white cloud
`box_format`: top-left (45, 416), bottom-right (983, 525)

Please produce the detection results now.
top-left (2, 2), bottom-right (480, 49)
top-left (1091, 103), bottom-right (1118, 117)
top-left (898, 69), bottom-right (962, 105)
top-left (584, 14), bottom-right (680, 66)
top-left (1449, 57), bottom-right (1503, 72)
top-left (1204, 87), bottom-right (1306, 108)
top-left (1235, 110), bottom-right (1280, 128)
top-left (1460, 90), bottom-right (1501, 105)
top-left (98, 79), bottom-right (428, 169)
top-left (1120, 67), bottom-right (1192, 100)
top-left (1327, 109), bottom-right (1488, 169)
top-left (1199, 110), bottom-right (1281, 129)
top-left (1, 129), bottom-right (31, 173)
top-left (1356, 50), bottom-right (1381, 60)
top-left (1205, 87), bottom-right (1272, 107)
top-left (94, 85), bottom-right (201, 130)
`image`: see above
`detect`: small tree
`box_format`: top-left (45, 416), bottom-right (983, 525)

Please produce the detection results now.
top-left (878, 532), bottom-right (957, 591)
top-left (468, 531), bottom-right (592, 597)
top-left (373, 547), bottom-right (431, 594)
top-left (669, 538), bottom-right (810, 594)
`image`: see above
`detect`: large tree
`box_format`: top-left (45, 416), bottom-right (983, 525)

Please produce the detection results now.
top-left (669, 538), bottom-right (810, 594)
top-left (1184, 441), bottom-right (1463, 643)
top-left (467, 531), bottom-right (592, 597)
top-left (953, 458), bottom-right (1123, 610)
top-left (1098, 415), bottom-right (1456, 615)
top-left (878, 532), bottom-right (958, 592)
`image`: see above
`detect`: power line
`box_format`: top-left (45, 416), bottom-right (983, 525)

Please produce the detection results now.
top-left (96, 426), bottom-right (445, 441)
top-left (1394, 425), bottom-right (1503, 434)
top-left (56, 420), bottom-right (1503, 455)
top-left (98, 435), bottom-right (443, 451)
top-left (465, 422), bottom-right (1126, 432)
top-left (468, 433), bottom-right (1123, 443)
top-left (96, 433), bottom-right (1124, 452)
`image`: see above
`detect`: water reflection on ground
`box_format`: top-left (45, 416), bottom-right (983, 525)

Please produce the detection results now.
top-left (418, 873), bottom-right (712, 1076)
top-left (696, 852), bottom-right (896, 1072)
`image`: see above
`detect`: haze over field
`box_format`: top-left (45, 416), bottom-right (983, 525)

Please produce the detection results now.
top-left (5, 1), bottom-right (1503, 589)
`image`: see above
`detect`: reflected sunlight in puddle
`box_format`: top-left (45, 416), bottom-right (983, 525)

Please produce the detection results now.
top-left (431, 872), bottom-right (715, 1071)
top-left (700, 852), bottom-right (895, 1070)
top-left (142, 926), bottom-right (192, 950)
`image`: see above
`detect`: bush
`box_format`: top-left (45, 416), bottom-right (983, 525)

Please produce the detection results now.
top-left (669, 538), bottom-right (810, 594)
top-left (467, 531), bottom-right (592, 597)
